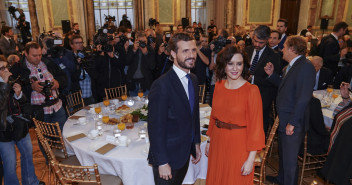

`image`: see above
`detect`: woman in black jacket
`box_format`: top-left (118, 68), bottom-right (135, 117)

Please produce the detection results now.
top-left (0, 60), bottom-right (44, 185)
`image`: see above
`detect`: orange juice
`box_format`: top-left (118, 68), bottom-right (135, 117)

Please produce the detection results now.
top-left (121, 95), bottom-right (128, 101)
top-left (103, 100), bottom-right (110, 106)
top-left (332, 94), bottom-right (338, 99)
top-left (95, 107), bottom-right (102, 114)
top-left (118, 123), bottom-right (126, 130)
top-left (327, 88), bottom-right (333, 93)
top-left (138, 92), bottom-right (144, 98)
top-left (102, 116), bottom-right (109, 123)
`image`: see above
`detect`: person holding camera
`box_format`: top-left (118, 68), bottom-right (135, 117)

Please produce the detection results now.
top-left (0, 60), bottom-right (45, 185)
top-left (126, 31), bottom-right (155, 96)
top-left (10, 42), bottom-right (67, 131)
top-left (16, 10), bottom-right (32, 45)
top-left (155, 38), bottom-right (173, 79)
top-left (69, 35), bottom-right (97, 105)
top-left (191, 34), bottom-right (211, 85)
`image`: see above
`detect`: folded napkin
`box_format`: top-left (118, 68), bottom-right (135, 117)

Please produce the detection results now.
top-left (83, 106), bottom-right (92, 110)
top-left (66, 133), bottom-right (86, 142)
top-left (95, 143), bottom-right (116, 155)
top-left (199, 104), bottom-right (210, 108)
top-left (69, 116), bottom-right (84, 120)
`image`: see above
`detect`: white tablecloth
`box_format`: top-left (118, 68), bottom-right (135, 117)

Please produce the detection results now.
top-left (313, 90), bottom-right (342, 128)
top-left (63, 101), bottom-right (211, 185)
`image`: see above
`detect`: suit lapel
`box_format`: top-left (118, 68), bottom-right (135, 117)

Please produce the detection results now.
top-left (190, 74), bottom-right (198, 115)
top-left (169, 69), bottom-right (192, 114)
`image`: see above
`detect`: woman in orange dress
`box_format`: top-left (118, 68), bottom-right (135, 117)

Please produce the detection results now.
top-left (205, 45), bottom-right (265, 184)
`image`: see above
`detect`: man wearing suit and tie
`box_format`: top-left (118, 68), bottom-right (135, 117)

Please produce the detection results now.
top-left (311, 56), bottom-right (333, 90)
top-left (0, 26), bottom-right (20, 58)
top-left (245, 25), bottom-right (281, 134)
top-left (148, 33), bottom-right (201, 185)
top-left (318, 22), bottom-right (349, 75)
top-left (277, 19), bottom-right (288, 50)
top-left (264, 36), bottom-right (316, 185)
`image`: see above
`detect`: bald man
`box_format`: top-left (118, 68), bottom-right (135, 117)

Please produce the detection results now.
top-left (311, 56), bottom-right (333, 90)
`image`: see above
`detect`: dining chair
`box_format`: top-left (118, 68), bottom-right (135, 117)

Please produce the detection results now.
top-left (65, 90), bottom-right (85, 116)
top-left (253, 116), bottom-right (279, 185)
top-left (105, 85), bottom-right (127, 100)
top-left (298, 134), bottom-right (327, 185)
top-left (199, 84), bottom-right (206, 104)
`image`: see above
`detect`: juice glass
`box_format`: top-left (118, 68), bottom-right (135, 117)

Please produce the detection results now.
top-left (118, 123), bottom-right (126, 131)
top-left (138, 89), bottom-right (144, 98)
top-left (102, 115), bottom-right (109, 123)
top-left (103, 99), bottom-right (110, 106)
top-left (121, 93), bottom-right (128, 101)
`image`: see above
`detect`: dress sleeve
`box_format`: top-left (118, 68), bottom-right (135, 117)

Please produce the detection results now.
top-left (246, 85), bottom-right (265, 151)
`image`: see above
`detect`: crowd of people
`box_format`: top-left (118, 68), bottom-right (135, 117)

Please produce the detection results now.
top-left (0, 15), bottom-right (351, 185)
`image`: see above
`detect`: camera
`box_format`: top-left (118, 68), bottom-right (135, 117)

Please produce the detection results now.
top-left (194, 29), bottom-right (201, 41)
top-left (104, 15), bottom-right (116, 22)
top-left (147, 35), bottom-right (155, 46)
top-left (40, 35), bottom-right (65, 58)
top-left (165, 32), bottom-right (171, 43)
top-left (75, 50), bottom-right (94, 69)
top-left (93, 28), bottom-right (114, 53)
top-left (139, 41), bottom-right (147, 48)
top-left (117, 35), bottom-right (128, 46)
top-left (209, 35), bottom-right (227, 53)
top-left (31, 77), bottom-right (59, 107)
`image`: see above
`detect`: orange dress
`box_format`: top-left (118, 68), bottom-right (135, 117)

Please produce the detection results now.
top-left (206, 80), bottom-right (265, 185)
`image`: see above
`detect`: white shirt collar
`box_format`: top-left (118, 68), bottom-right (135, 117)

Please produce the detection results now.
top-left (4, 36), bottom-right (11, 42)
top-left (331, 33), bottom-right (338, 41)
top-left (289, 55), bottom-right (302, 67)
top-left (282, 33), bottom-right (286, 39)
top-left (271, 45), bottom-right (278, 49)
top-left (173, 64), bottom-right (189, 79)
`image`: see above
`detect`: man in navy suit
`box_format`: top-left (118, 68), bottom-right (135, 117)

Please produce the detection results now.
top-left (318, 22), bottom-right (349, 75)
top-left (277, 19), bottom-right (288, 50)
top-left (264, 36), bottom-right (316, 185)
top-left (310, 56), bottom-right (333, 90)
top-left (148, 33), bottom-right (201, 185)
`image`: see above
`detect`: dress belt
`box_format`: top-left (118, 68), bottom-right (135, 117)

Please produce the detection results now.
top-left (215, 119), bottom-right (246, 130)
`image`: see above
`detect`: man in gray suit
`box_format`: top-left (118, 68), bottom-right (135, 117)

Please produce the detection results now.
top-left (0, 26), bottom-right (19, 58)
top-left (264, 36), bottom-right (315, 185)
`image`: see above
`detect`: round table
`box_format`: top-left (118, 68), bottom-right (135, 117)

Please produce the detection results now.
top-left (63, 99), bottom-right (210, 185)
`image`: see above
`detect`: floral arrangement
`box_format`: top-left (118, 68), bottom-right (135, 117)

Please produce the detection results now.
top-left (131, 105), bottom-right (148, 121)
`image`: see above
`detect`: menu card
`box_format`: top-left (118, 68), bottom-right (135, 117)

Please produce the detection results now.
top-left (95, 143), bottom-right (117, 155)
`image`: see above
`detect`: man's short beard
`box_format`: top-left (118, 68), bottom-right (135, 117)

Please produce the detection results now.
top-left (177, 58), bottom-right (195, 70)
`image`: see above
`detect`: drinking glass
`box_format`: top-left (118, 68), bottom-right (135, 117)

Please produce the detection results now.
top-left (121, 92), bottom-right (128, 101)
top-left (138, 89), bottom-right (144, 98)
top-left (96, 121), bottom-right (103, 136)
top-left (113, 129), bottom-right (122, 139)
top-left (102, 114), bottom-right (109, 124)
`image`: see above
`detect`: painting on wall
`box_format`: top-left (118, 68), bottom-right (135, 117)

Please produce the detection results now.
top-left (51, 0), bottom-right (69, 27)
top-left (319, 0), bottom-right (336, 19)
top-left (158, 0), bottom-right (174, 24)
top-left (247, 0), bottom-right (274, 24)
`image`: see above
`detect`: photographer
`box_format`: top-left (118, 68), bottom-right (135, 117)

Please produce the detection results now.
top-left (69, 35), bottom-right (97, 105)
top-left (16, 10), bottom-right (32, 45)
top-left (10, 42), bottom-right (67, 131)
top-left (155, 38), bottom-right (173, 79)
top-left (0, 60), bottom-right (44, 185)
top-left (126, 31), bottom-right (155, 96)
top-left (119, 14), bottom-right (132, 29)
top-left (191, 34), bottom-right (211, 85)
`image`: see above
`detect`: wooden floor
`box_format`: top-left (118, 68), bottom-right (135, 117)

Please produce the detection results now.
top-left (9, 129), bottom-right (332, 185)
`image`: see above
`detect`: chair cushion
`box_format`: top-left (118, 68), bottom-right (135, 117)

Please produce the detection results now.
top-left (255, 150), bottom-right (265, 163)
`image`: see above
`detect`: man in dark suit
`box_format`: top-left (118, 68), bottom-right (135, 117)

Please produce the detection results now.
top-left (311, 56), bottom-right (333, 90)
top-left (277, 19), bottom-right (288, 50)
top-left (269, 30), bottom-right (288, 74)
top-left (0, 26), bottom-right (19, 58)
top-left (148, 33), bottom-right (201, 185)
top-left (264, 36), bottom-right (316, 185)
top-left (333, 59), bottom-right (352, 89)
top-left (318, 22), bottom-right (349, 75)
top-left (245, 25), bottom-right (281, 134)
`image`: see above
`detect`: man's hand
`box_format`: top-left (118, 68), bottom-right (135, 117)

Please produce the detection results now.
top-left (31, 81), bottom-right (43, 93)
top-left (0, 71), bottom-right (12, 83)
top-left (51, 79), bottom-right (59, 90)
top-left (13, 83), bottom-right (22, 96)
top-left (286, 123), bottom-right (294, 135)
top-left (124, 41), bottom-right (129, 52)
top-left (158, 164), bottom-right (172, 180)
top-left (133, 41), bottom-right (139, 52)
top-left (264, 62), bottom-right (274, 76)
top-left (341, 48), bottom-right (348, 58)
top-left (205, 143), bottom-right (210, 157)
top-left (107, 51), bottom-right (114, 58)
top-left (340, 82), bottom-right (350, 99)
top-left (191, 144), bottom-right (201, 164)
top-left (96, 44), bottom-right (102, 52)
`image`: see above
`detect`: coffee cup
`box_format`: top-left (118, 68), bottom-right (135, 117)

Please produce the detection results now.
top-left (89, 107), bottom-right (95, 114)
top-left (89, 129), bottom-right (99, 138)
top-left (78, 117), bottom-right (87, 125)
top-left (118, 136), bottom-right (128, 146)
top-left (112, 99), bottom-right (119, 105)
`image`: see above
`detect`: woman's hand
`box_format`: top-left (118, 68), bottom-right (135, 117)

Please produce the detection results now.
top-left (205, 143), bottom-right (210, 157)
top-left (241, 159), bottom-right (254, 176)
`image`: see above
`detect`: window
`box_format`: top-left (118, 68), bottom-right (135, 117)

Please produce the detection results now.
top-left (5, 0), bottom-right (31, 34)
top-left (94, 0), bottom-right (134, 30)
top-left (191, 0), bottom-right (206, 28)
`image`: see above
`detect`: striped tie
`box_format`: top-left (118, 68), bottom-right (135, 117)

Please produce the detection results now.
top-left (249, 50), bottom-right (259, 74)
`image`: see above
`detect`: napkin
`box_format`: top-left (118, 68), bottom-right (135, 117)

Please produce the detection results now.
top-left (95, 143), bottom-right (117, 155)
top-left (201, 135), bottom-right (208, 142)
top-left (83, 106), bottom-right (92, 110)
top-left (66, 133), bottom-right (86, 142)
top-left (69, 116), bottom-right (84, 120)
top-left (199, 104), bottom-right (210, 108)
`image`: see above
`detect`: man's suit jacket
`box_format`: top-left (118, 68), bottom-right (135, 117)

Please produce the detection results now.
top-left (278, 34), bottom-right (287, 50)
top-left (0, 36), bottom-right (17, 58)
top-left (268, 56), bottom-right (315, 132)
top-left (333, 65), bottom-right (352, 89)
top-left (148, 68), bottom-right (201, 170)
top-left (273, 46), bottom-right (288, 75)
top-left (318, 34), bottom-right (340, 74)
top-left (317, 67), bottom-right (333, 90)
top-left (245, 46), bottom-right (281, 110)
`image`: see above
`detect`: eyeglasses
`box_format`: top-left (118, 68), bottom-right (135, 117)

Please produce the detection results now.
top-left (37, 68), bottom-right (43, 79)
top-left (0, 66), bottom-right (9, 71)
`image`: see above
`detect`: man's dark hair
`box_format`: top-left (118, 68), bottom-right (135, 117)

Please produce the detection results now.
top-left (253, 25), bottom-right (271, 40)
top-left (177, 25), bottom-right (183, 28)
top-left (72, 23), bottom-right (78, 27)
top-left (1, 26), bottom-right (12, 35)
top-left (193, 22), bottom-right (197, 24)
top-left (24, 42), bottom-right (41, 54)
top-left (307, 25), bottom-right (312, 29)
top-left (271, 30), bottom-right (282, 40)
top-left (169, 33), bottom-right (194, 53)
top-left (277, 18), bottom-right (288, 27)
top-left (219, 29), bottom-right (229, 38)
top-left (117, 26), bottom-right (127, 34)
top-left (333, 22), bottom-right (348, 32)
top-left (70, 35), bottom-right (83, 44)
top-left (136, 31), bottom-right (146, 38)
top-left (285, 36), bottom-right (307, 56)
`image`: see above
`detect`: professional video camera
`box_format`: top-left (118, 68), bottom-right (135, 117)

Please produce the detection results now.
top-left (209, 36), bottom-right (232, 53)
top-left (93, 28), bottom-right (114, 52)
top-left (105, 15), bottom-right (116, 22)
top-left (75, 50), bottom-right (95, 69)
top-left (39, 33), bottom-right (65, 58)
top-left (8, 3), bottom-right (18, 18)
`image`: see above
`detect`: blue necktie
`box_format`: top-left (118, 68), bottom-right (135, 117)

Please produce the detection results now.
top-left (186, 74), bottom-right (195, 113)
top-left (249, 50), bottom-right (259, 75)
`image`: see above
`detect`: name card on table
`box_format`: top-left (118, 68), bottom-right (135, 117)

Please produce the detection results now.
top-left (106, 135), bottom-right (116, 143)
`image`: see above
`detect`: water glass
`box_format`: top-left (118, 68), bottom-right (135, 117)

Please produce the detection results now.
top-left (113, 129), bottom-right (122, 139)
top-left (96, 121), bottom-right (103, 136)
